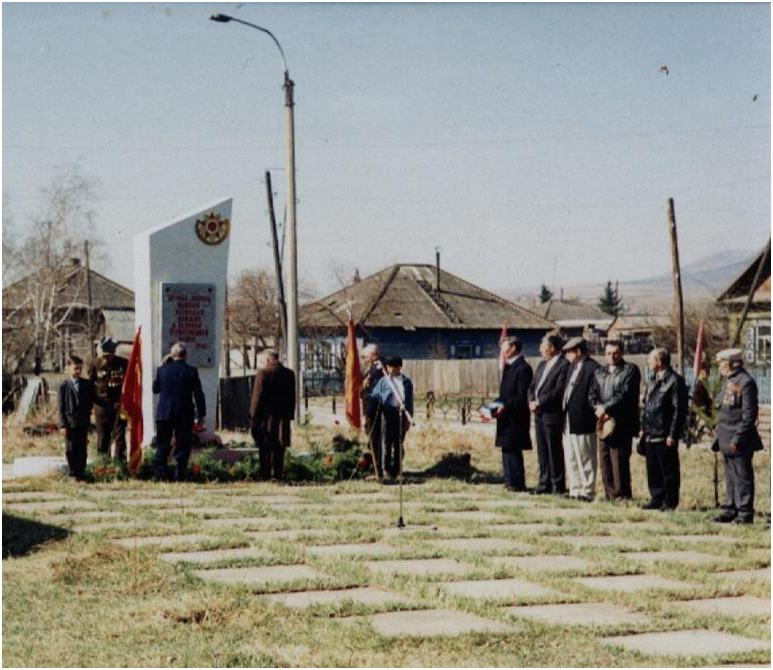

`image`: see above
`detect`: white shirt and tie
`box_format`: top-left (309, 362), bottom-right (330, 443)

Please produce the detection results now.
top-left (563, 359), bottom-right (585, 410)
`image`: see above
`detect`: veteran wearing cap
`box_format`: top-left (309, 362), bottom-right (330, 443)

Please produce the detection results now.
top-left (89, 336), bottom-right (128, 460)
top-left (561, 337), bottom-right (601, 501)
top-left (713, 348), bottom-right (763, 524)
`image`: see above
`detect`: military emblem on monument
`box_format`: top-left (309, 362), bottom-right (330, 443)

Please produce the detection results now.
top-left (195, 211), bottom-right (230, 245)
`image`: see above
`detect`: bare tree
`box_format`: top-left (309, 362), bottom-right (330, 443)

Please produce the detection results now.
top-left (228, 269), bottom-right (282, 369)
top-left (651, 299), bottom-right (730, 365)
top-left (2, 166), bottom-right (104, 374)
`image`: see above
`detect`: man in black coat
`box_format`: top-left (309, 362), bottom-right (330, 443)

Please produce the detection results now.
top-left (529, 333), bottom-right (570, 494)
top-left (561, 337), bottom-right (601, 501)
top-left (58, 355), bottom-right (96, 481)
top-left (713, 348), bottom-right (764, 524)
top-left (589, 340), bottom-right (641, 501)
top-left (639, 348), bottom-right (688, 511)
top-left (494, 336), bottom-right (533, 491)
top-left (250, 349), bottom-right (296, 481)
top-left (152, 342), bottom-right (206, 481)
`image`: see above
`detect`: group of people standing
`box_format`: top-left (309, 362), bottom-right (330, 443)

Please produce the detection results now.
top-left (57, 331), bottom-right (763, 524)
top-left (494, 334), bottom-right (763, 523)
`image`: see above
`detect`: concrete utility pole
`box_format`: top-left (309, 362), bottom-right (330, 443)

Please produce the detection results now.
top-left (84, 241), bottom-right (95, 363)
top-left (210, 14), bottom-right (300, 419)
top-left (265, 171), bottom-right (288, 341)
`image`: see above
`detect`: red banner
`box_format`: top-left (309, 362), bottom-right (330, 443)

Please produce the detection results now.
top-left (344, 318), bottom-right (362, 430)
top-left (120, 327), bottom-right (143, 475)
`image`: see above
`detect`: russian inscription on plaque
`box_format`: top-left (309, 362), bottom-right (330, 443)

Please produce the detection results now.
top-left (160, 282), bottom-right (216, 367)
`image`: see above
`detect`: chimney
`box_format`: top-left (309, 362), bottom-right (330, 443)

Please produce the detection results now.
top-left (435, 250), bottom-right (441, 292)
top-left (71, 258), bottom-right (81, 267)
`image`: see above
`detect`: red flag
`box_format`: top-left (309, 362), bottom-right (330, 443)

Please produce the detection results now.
top-left (120, 327), bottom-right (143, 475)
top-left (693, 318), bottom-right (705, 381)
top-left (344, 318), bottom-right (362, 430)
top-left (498, 321), bottom-right (509, 371)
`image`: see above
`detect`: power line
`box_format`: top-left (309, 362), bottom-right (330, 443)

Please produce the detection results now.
top-left (3, 123), bottom-right (769, 154)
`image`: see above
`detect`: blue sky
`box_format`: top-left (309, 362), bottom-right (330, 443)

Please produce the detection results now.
top-left (3, 2), bottom-right (770, 297)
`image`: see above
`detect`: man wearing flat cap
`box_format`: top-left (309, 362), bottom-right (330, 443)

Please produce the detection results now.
top-left (589, 339), bottom-right (641, 501)
top-left (561, 337), bottom-right (600, 501)
top-left (89, 336), bottom-right (128, 460)
top-left (368, 356), bottom-right (413, 479)
top-left (713, 348), bottom-right (763, 524)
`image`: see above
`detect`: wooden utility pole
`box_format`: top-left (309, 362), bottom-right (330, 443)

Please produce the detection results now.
top-left (667, 199), bottom-right (686, 375)
top-left (84, 241), bottom-right (95, 363)
top-left (265, 171), bottom-right (288, 344)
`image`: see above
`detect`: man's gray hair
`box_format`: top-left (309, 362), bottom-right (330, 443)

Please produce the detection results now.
top-left (362, 344), bottom-right (380, 357)
top-left (649, 347), bottom-right (671, 367)
top-left (171, 342), bottom-right (187, 358)
top-left (262, 349), bottom-right (280, 362)
top-left (501, 336), bottom-right (522, 353)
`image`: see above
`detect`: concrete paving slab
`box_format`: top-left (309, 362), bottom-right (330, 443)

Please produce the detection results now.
top-left (574, 574), bottom-right (697, 593)
top-left (432, 492), bottom-right (489, 500)
top-left (600, 630), bottom-right (770, 657)
top-left (201, 517), bottom-right (279, 529)
top-left (12, 456), bottom-right (68, 478)
top-left (679, 596), bottom-right (771, 618)
top-left (158, 547), bottom-right (271, 564)
top-left (168, 507), bottom-right (236, 516)
top-left (439, 511), bottom-right (509, 523)
top-left (667, 535), bottom-right (739, 544)
top-left (606, 521), bottom-right (669, 533)
top-left (329, 493), bottom-right (393, 503)
top-left (112, 534), bottom-right (213, 548)
top-left (554, 535), bottom-right (645, 549)
top-left (717, 568), bottom-right (771, 582)
top-left (490, 555), bottom-right (594, 572)
top-left (40, 510), bottom-right (126, 522)
top-left (72, 521), bottom-right (146, 534)
top-left (441, 578), bottom-right (562, 600)
top-left (487, 523), bottom-right (560, 534)
top-left (236, 496), bottom-right (305, 505)
top-left (115, 497), bottom-right (198, 507)
top-left (4, 500), bottom-right (98, 514)
top-left (365, 558), bottom-right (474, 577)
top-left (265, 586), bottom-right (413, 608)
top-left (305, 543), bottom-right (398, 557)
top-left (428, 537), bottom-right (531, 553)
top-left (623, 550), bottom-right (722, 565)
top-left (381, 525), bottom-right (448, 538)
top-left (504, 602), bottom-right (649, 626)
top-left (2, 491), bottom-right (71, 502)
top-left (192, 564), bottom-right (325, 587)
top-left (247, 529), bottom-right (328, 542)
top-left (348, 608), bottom-right (515, 637)
top-left (476, 499), bottom-right (542, 509)
top-left (526, 507), bottom-right (594, 519)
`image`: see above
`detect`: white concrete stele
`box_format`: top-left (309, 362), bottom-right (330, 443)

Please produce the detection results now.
top-left (134, 199), bottom-right (232, 444)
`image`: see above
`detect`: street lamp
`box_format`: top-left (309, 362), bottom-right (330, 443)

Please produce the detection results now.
top-left (210, 13), bottom-right (300, 420)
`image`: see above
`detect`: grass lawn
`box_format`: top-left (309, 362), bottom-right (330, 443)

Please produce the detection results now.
top-left (2, 422), bottom-right (770, 667)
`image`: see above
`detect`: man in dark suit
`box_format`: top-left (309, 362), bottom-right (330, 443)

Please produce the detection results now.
top-left (58, 355), bottom-right (96, 481)
top-left (152, 342), bottom-right (206, 481)
top-left (529, 333), bottom-right (570, 495)
top-left (494, 336), bottom-right (533, 491)
top-left (589, 340), bottom-right (641, 501)
top-left (561, 337), bottom-right (601, 501)
top-left (250, 349), bottom-right (296, 481)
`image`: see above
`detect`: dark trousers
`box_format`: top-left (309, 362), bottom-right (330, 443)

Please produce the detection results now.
top-left (501, 449), bottom-right (525, 491)
top-left (645, 439), bottom-right (680, 509)
top-left (381, 408), bottom-right (404, 478)
top-left (535, 418), bottom-right (565, 493)
top-left (154, 419), bottom-right (193, 481)
top-left (365, 413), bottom-right (383, 477)
top-left (94, 405), bottom-right (127, 459)
top-left (251, 427), bottom-right (285, 480)
top-left (722, 452), bottom-right (755, 521)
top-left (598, 436), bottom-right (632, 500)
top-left (64, 427), bottom-right (89, 480)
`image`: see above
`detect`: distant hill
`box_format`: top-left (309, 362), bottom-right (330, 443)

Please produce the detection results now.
top-left (501, 249), bottom-right (756, 313)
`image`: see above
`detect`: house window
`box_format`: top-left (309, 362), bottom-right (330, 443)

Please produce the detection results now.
top-left (745, 320), bottom-right (771, 367)
top-left (453, 344), bottom-right (473, 359)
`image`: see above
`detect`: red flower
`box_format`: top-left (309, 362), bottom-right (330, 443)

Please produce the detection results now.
top-left (193, 463), bottom-right (201, 476)
top-left (323, 455), bottom-right (334, 467)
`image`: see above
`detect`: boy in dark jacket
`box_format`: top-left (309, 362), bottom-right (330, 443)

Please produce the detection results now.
top-left (58, 355), bottom-right (95, 481)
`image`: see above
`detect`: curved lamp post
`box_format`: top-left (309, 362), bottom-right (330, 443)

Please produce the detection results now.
top-left (210, 13), bottom-right (300, 419)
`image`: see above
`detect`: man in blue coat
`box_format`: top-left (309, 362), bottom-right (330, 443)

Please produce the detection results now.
top-left (152, 342), bottom-right (206, 481)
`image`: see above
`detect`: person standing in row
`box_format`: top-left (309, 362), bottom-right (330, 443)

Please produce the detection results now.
top-left (152, 342), bottom-right (206, 481)
top-left (361, 344), bottom-right (385, 478)
top-left (494, 336), bottom-right (533, 492)
top-left (529, 333), bottom-right (570, 495)
top-left (369, 356), bottom-right (413, 479)
top-left (250, 349), bottom-right (296, 481)
top-left (589, 340), bottom-right (641, 501)
top-left (58, 355), bottom-right (95, 481)
top-left (714, 348), bottom-right (763, 524)
top-left (90, 337), bottom-right (128, 460)
top-left (639, 348), bottom-right (688, 511)
top-left (561, 337), bottom-right (600, 501)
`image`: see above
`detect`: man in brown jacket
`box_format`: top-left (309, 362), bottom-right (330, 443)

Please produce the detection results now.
top-left (250, 349), bottom-right (296, 480)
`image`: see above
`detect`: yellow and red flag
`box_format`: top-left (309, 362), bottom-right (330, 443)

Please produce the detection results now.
top-left (120, 327), bottom-right (143, 475)
top-left (344, 318), bottom-right (362, 430)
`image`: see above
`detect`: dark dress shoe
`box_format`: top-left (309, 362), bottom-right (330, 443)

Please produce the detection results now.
top-left (713, 514), bottom-right (736, 523)
top-left (641, 501), bottom-right (661, 510)
top-left (733, 516), bottom-right (753, 524)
